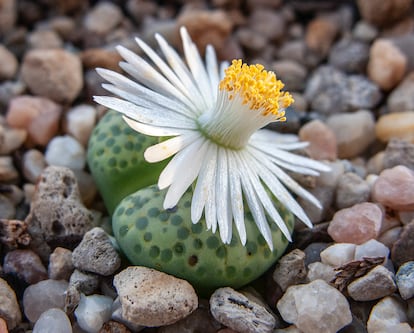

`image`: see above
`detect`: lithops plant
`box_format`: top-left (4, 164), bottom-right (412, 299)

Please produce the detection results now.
top-left (112, 184), bottom-right (294, 295)
top-left (87, 110), bottom-right (167, 214)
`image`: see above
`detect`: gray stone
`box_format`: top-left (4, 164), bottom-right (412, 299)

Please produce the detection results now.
top-left (273, 249), bottom-right (307, 291)
top-left (271, 60), bottom-right (307, 91)
top-left (328, 38), bottom-right (370, 74)
top-left (32, 308), bottom-right (72, 333)
top-left (396, 261), bottom-right (414, 300)
top-left (383, 138), bottom-right (414, 170)
top-left (72, 227), bottom-right (121, 276)
top-left (0, 277), bottom-right (21, 330)
top-left (347, 265), bottom-right (397, 301)
top-left (335, 172), bottom-right (371, 209)
top-left (387, 72), bottom-right (414, 113)
top-left (277, 279), bottom-right (352, 333)
top-left (392, 220), bottom-right (414, 267)
top-left (25, 166), bottom-right (95, 261)
top-left (113, 266), bottom-right (198, 327)
top-left (210, 287), bottom-right (276, 333)
top-left (69, 269), bottom-right (100, 295)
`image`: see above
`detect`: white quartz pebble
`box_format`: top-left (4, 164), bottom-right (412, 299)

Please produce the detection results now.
top-left (33, 308), bottom-right (72, 333)
top-left (45, 135), bottom-right (86, 170)
top-left (74, 294), bottom-right (113, 333)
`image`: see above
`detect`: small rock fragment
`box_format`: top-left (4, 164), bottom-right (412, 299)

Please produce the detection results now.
top-left (347, 265), bottom-right (396, 301)
top-left (74, 294), bottom-right (113, 333)
top-left (99, 320), bottom-right (132, 333)
top-left (387, 73), bottom-right (414, 113)
top-left (69, 269), bottom-right (100, 295)
top-left (48, 247), bottom-right (74, 280)
top-left (0, 277), bottom-right (22, 330)
top-left (328, 203), bottom-right (383, 244)
top-left (357, 0), bottom-right (413, 27)
top-left (21, 48), bottom-right (83, 104)
top-left (367, 296), bottom-right (412, 333)
top-left (307, 262), bottom-right (336, 283)
top-left (335, 172), bottom-right (371, 209)
top-left (72, 227), bottom-right (120, 276)
top-left (0, 123), bottom-right (27, 155)
top-left (23, 279), bottom-right (68, 323)
top-left (45, 135), bottom-right (86, 170)
top-left (25, 166), bottom-right (95, 260)
top-left (22, 149), bottom-right (47, 183)
top-left (305, 16), bottom-right (338, 57)
top-left (391, 220), bottom-right (414, 267)
top-left (396, 261), bottom-right (414, 300)
top-left (354, 239), bottom-right (390, 261)
top-left (298, 120), bottom-right (337, 161)
top-left (328, 37), bottom-right (370, 74)
top-left (277, 279), bottom-right (352, 333)
top-left (3, 249), bottom-right (47, 284)
top-left (326, 110), bottom-right (376, 159)
top-left (113, 266), bottom-right (198, 327)
top-left (83, 2), bottom-right (123, 35)
top-left (376, 111), bottom-right (414, 143)
top-left (0, 219), bottom-right (30, 249)
top-left (0, 44), bottom-right (18, 80)
top-left (367, 39), bottom-right (407, 91)
top-left (320, 243), bottom-right (356, 267)
top-left (273, 249), bottom-right (307, 291)
top-left (383, 139), bottom-right (414, 170)
top-left (64, 104), bottom-right (97, 147)
top-left (32, 308), bottom-right (72, 333)
top-left (6, 95), bottom-right (62, 146)
top-left (210, 287), bottom-right (276, 333)
top-left (0, 156), bottom-right (19, 183)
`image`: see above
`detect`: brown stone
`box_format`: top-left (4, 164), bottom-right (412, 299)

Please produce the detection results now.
top-left (392, 220), bottom-right (414, 267)
top-left (81, 48), bottom-right (122, 72)
top-left (0, 219), bottom-right (30, 249)
top-left (357, 0), bottom-right (413, 27)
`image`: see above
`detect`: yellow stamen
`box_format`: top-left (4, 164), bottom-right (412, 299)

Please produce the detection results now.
top-left (219, 59), bottom-right (293, 120)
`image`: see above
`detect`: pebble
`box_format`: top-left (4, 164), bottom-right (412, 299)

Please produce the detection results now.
top-left (298, 119), bottom-right (337, 160)
top-left (354, 239), bottom-right (390, 261)
top-left (48, 247), bottom-right (74, 280)
top-left (353, 20), bottom-right (378, 42)
top-left (64, 105), bottom-right (97, 147)
top-left (270, 60), bottom-right (307, 91)
top-left (210, 287), bottom-right (276, 333)
top-left (277, 40), bottom-right (306, 64)
top-left (21, 48), bottom-right (83, 104)
top-left (110, 297), bottom-right (144, 332)
top-left (305, 66), bottom-right (381, 114)
top-left (320, 243), bottom-right (356, 267)
top-left (347, 265), bottom-right (397, 301)
top-left (74, 294), bottom-right (113, 333)
top-left (272, 249), bottom-right (307, 291)
top-left (249, 9), bottom-right (286, 42)
top-left (0, 44), bottom-right (18, 80)
top-left (391, 220), bottom-right (414, 267)
top-left (0, 194), bottom-right (15, 219)
top-left (72, 227), bottom-right (120, 276)
top-left (372, 165), bottom-right (414, 210)
top-left (387, 73), bottom-right (414, 113)
top-left (6, 95), bottom-right (62, 147)
top-left (396, 261), bottom-right (414, 300)
top-left (367, 296), bottom-right (412, 333)
top-left (3, 249), bottom-right (48, 284)
top-left (100, 320), bottom-right (132, 333)
top-left (376, 111), bottom-right (414, 143)
top-left (327, 203), bottom-right (383, 244)
top-left (158, 301), bottom-right (220, 333)
top-left (0, 317), bottom-right (7, 333)
top-left (0, 156), bottom-right (19, 183)
top-left (326, 110), bottom-right (376, 159)
top-left (27, 29), bottom-right (63, 49)
top-left (328, 37), bottom-right (370, 74)
top-left (378, 226), bottom-right (403, 249)
top-left (25, 166), bottom-right (95, 260)
top-left (303, 242), bottom-right (329, 265)
top-left (0, 278), bottom-right (21, 330)
top-left (83, 2), bottom-right (123, 35)
top-left (305, 16), bottom-right (339, 57)
top-left (72, 169), bottom-right (98, 207)
top-left (45, 135), bottom-right (86, 170)
top-left (0, 219), bottom-right (30, 250)
top-left (236, 28), bottom-right (267, 53)
top-left (356, 0), bottom-right (413, 27)
top-left (306, 262), bottom-right (336, 283)
top-left (176, 9), bottom-right (232, 58)
top-left (68, 270), bottom-right (99, 299)
top-left (0, 123), bottom-right (27, 155)
top-left (335, 172), bottom-right (371, 209)
top-left (383, 138), bottom-right (414, 170)
top-left (0, 0), bottom-right (16, 34)
top-left (23, 279), bottom-right (68, 323)
top-left (367, 39), bottom-right (407, 91)
top-left (277, 279), bottom-right (352, 333)
top-left (32, 308), bottom-right (72, 333)
top-left (113, 266), bottom-right (198, 327)
top-left (22, 149), bottom-right (46, 183)
top-left (80, 48), bottom-right (122, 73)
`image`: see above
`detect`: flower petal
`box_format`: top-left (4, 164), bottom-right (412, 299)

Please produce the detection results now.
top-left (144, 132), bottom-right (200, 163)
top-left (122, 116), bottom-right (182, 137)
top-left (205, 44), bottom-right (219, 100)
top-left (216, 148), bottom-right (232, 244)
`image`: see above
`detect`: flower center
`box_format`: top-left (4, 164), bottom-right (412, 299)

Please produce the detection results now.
top-left (198, 60), bottom-right (294, 150)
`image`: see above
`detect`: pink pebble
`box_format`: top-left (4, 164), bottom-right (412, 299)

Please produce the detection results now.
top-left (328, 202), bottom-right (383, 244)
top-left (6, 95), bottom-right (62, 147)
top-left (372, 165), bottom-right (414, 211)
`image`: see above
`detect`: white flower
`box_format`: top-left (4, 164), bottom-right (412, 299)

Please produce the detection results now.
top-left (94, 27), bottom-right (330, 250)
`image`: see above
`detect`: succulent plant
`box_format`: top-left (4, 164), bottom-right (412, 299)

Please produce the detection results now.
top-left (112, 184), bottom-right (294, 295)
top-left (87, 110), bottom-right (167, 214)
